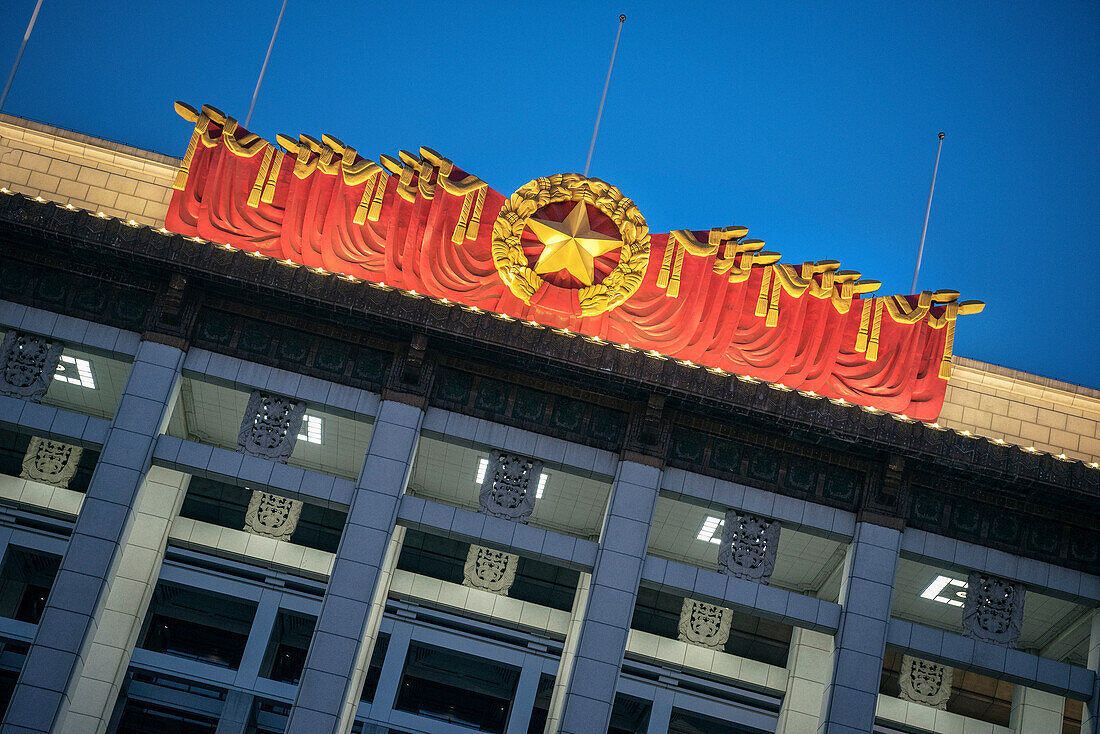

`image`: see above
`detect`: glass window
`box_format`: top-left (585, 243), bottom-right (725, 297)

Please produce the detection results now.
top-left (139, 583), bottom-right (256, 669)
top-left (879, 646), bottom-right (1012, 727)
top-left (115, 700), bottom-right (218, 734)
top-left (525, 674), bottom-right (555, 734)
top-left (394, 642), bottom-right (520, 733)
top-left (360, 633), bottom-right (390, 703)
top-left (608, 694), bottom-right (651, 734)
top-left (667, 706), bottom-right (762, 734)
top-left (0, 547), bottom-right (60, 624)
top-left (260, 610), bottom-right (316, 685)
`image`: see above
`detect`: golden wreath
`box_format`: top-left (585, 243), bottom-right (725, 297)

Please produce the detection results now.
top-left (491, 173), bottom-right (650, 317)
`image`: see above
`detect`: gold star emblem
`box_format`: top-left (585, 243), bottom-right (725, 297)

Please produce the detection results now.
top-left (527, 201), bottom-right (623, 286)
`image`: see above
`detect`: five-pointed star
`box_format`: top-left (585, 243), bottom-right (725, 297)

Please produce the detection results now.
top-left (527, 201), bottom-right (622, 286)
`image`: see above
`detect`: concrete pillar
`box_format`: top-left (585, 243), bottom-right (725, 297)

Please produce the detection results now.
top-left (545, 458), bottom-right (661, 734)
top-left (1083, 610), bottom-right (1100, 734)
top-left (816, 521), bottom-right (901, 734)
top-left (284, 398), bottom-right (423, 734)
top-left (1009, 686), bottom-right (1064, 733)
top-left (2, 338), bottom-right (185, 734)
top-left (776, 628), bottom-right (834, 734)
top-left (214, 690), bottom-right (253, 734)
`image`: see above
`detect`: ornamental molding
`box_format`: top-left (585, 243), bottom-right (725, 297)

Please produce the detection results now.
top-left (20, 437), bottom-right (82, 488)
top-left (677, 598), bottom-right (732, 650)
top-left (0, 331), bottom-right (63, 402)
top-left (237, 390), bottom-right (306, 463)
top-left (962, 571), bottom-right (1024, 647)
top-left (477, 449), bottom-right (543, 524)
top-left (462, 544), bottom-right (518, 595)
top-left (717, 510), bottom-right (780, 584)
top-left (243, 490), bottom-right (302, 541)
top-left (898, 654), bottom-right (952, 709)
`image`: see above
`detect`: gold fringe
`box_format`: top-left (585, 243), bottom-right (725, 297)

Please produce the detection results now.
top-left (867, 298), bottom-right (884, 361)
top-left (755, 266), bottom-right (772, 318)
top-left (657, 238), bottom-right (675, 290)
top-left (855, 298), bottom-right (872, 352)
top-left (247, 146), bottom-right (274, 208)
top-left (369, 175), bottom-right (388, 221)
top-left (939, 319), bottom-right (956, 379)
top-left (260, 151), bottom-right (283, 204)
top-left (353, 172), bottom-right (382, 226)
top-left (766, 273), bottom-right (782, 327)
top-left (173, 116), bottom-right (209, 191)
top-left (467, 186), bottom-right (486, 239)
top-left (452, 190), bottom-right (473, 244)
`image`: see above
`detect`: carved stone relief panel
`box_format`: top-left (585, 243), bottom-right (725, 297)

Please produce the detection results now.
top-left (0, 331), bottom-right (63, 402)
top-left (20, 437), bottom-right (82, 488)
top-left (462, 544), bottom-right (519, 595)
top-left (243, 490), bottom-right (303, 541)
top-left (898, 654), bottom-right (952, 709)
top-left (717, 511), bottom-right (780, 584)
top-left (962, 572), bottom-right (1024, 647)
top-left (477, 449), bottom-right (543, 524)
top-left (237, 391), bottom-right (306, 463)
top-left (677, 598), bottom-right (732, 650)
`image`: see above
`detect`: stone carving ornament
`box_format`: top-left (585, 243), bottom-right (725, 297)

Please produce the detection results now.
top-left (237, 391), bottom-right (306, 463)
top-left (962, 572), bottom-right (1024, 647)
top-left (243, 490), bottom-right (302, 541)
top-left (898, 654), bottom-right (952, 709)
top-left (462, 544), bottom-right (518, 595)
top-left (0, 331), bottom-right (63, 402)
top-left (677, 599), bottom-right (732, 650)
top-left (20, 437), bottom-right (82, 488)
top-left (717, 510), bottom-right (780, 584)
top-left (477, 450), bottom-right (543, 524)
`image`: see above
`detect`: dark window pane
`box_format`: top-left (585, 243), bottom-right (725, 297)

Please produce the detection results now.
top-left (0, 547), bottom-right (60, 623)
top-left (608, 694), bottom-right (651, 734)
top-left (360, 633), bottom-right (390, 703)
top-left (116, 700), bottom-right (218, 734)
top-left (139, 583), bottom-right (256, 669)
top-left (260, 611), bottom-right (316, 685)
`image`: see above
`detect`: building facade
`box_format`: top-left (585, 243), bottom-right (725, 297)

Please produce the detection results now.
top-left (0, 111), bottom-right (1096, 734)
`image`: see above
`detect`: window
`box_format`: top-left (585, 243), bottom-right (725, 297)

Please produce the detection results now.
top-left (394, 642), bottom-right (520, 733)
top-left (260, 611), bottom-right (316, 685)
top-left (53, 355), bottom-right (95, 388)
top-left (139, 583), bottom-right (256, 669)
top-left (0, 548), bottom-right (61, 624)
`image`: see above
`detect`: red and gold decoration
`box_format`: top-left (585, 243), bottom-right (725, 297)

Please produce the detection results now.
top-left (165, 103), bottom-right (983, 421)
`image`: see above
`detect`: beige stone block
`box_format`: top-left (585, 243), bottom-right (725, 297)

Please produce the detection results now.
top-left (46, 158), bottom-right (80, 181)
top-left (113, 192), bottom-right (146, 216)
top-left (1048, 429), bottom-right (1078, 453)
top-left (85, 187), bottom-right (118, 207)
top-left (18, 150), bottom-right (53, 172)
top-left (1018, 423), bottom-right (1050, 444)
top-left (1079, 436), bottom-right (1100, 460)
top-left (76, 167), bottom-right (110, 187)
top-left (1008, 402), bottom-right (1039, 423)
top-left (55, 179), bottom-right (90, 200)
top-left (26, 171), bottom-right (60, 193)
top-left (1036, 408), bottom-right (1068, 430)
top-left (944, 387), bottom-right (981, 409)
top-left (977, 394), bottom-right (1010, 415)
top-left (106, 173), bottom-right (138, 195)
top-left (990, 414), bottom-right (1022, 436)
top-left (961, 407), bottom-right (993, 430)
top-left (0, 166), bottom-right (31, 187)
top-left (938, 402), bottom-right (964, 424)
top-left (134, 181), bottom-right (168, 201)
top-left (1065, 415), bottom-right (1097, 438)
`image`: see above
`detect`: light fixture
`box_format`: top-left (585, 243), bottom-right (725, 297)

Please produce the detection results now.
top-left (919, 575), bottom-right (967, 607)
top-left (297, 414), bottom-right (323, 444)
top-left (475, 456), bottom-right (548, 498)
top-left (53, 355), bottom-right (95, 388)
top-left (696, 515), bottom-right (724, 544)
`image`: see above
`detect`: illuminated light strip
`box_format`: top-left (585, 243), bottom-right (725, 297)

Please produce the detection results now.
top-left (696, 515), bottom-right (724, 544)
top-left (475, 457), bottom-right (549, 498)
top-left (297, 414), bottom-right (323, 444)
top-left (919, 575), bottom-right (967, 607)
top-left (54, 355), bottom-right (96, 389)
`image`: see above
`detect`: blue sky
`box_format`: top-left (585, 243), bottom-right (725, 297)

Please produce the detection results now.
top-left (2, 0), bottom-right (1097, 387)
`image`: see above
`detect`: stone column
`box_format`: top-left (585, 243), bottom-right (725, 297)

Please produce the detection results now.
top-left (1083, 610), bottom-right (1100, 734)
top-left (775, 628), bottom-right (834, 734)
top-left (816, 521), bottom-right (901, 734)
top-left (545, 458), bottom-right (661, 734)
top-left (1, 338), bottom-right (186, 734)
top-left (1009, 686), bottom-right (1065, 733)
top-left (284, 398), bottom-right (423, 734)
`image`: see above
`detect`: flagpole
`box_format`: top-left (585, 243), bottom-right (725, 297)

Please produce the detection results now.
top-left (911, 131), bottom-right (946, 294)
top-left (583, 14), bottom-right (626, 177)
top-left (0, 0), bottom-right (44, 114)
top-left (244, 0), bottom-right (288, 128)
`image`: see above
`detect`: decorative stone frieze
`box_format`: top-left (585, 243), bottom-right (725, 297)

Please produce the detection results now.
top-left (462, 544), bottom-right (518, 595)
top-left (20, 437), bottom-right (82, 488)
top-left (898, 654), bottom-right (952, 709)
top-left (477, 449), bottom-right (543, 524)
top-left (243, 490), bottom-right (303, 541)
top-left (237, 391), bottom-right (306, 463)
top-left (677, 599), bottom-right (732, 650)
top-left (0, 331), bottom-right (63, 402)
top-left (717, 510), bottom-right (780, 584)
top-left (962, 572), bottom-right (1024, 647)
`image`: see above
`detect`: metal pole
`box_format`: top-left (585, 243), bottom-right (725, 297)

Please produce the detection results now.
top-left (0, 0), bottom-right (44, 114)
top-left (244, 0), bottom-right (288, 128)
top-left (911, 131), bottom-right (946, 294)
top-left (583, 14), bottom-right (626, 177)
